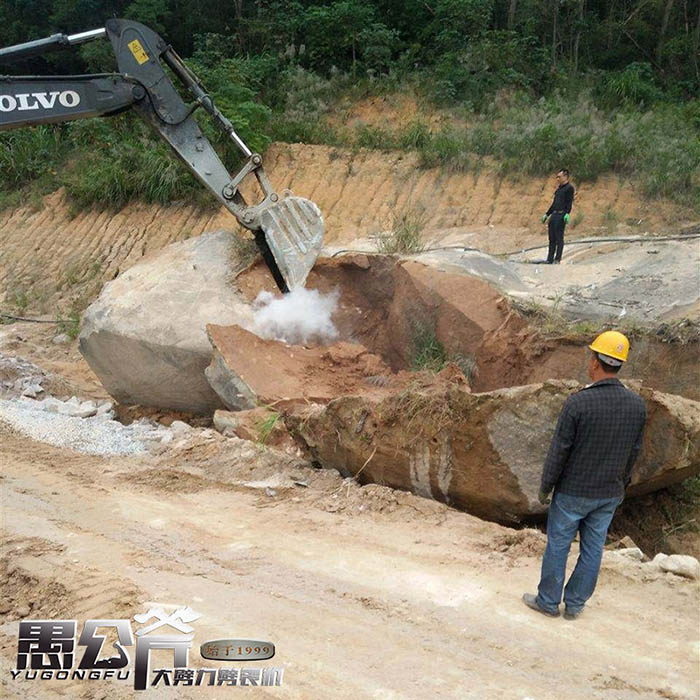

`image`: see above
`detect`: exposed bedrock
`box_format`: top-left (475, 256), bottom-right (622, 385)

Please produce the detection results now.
top-left (286, 380), bottom-right (700, 524)
top-left (237, 253), bottom-right (700, 399)
top-left (79, 236), bottom-right (698, 414)
top-left (79, 231), bottom-right (254, 413)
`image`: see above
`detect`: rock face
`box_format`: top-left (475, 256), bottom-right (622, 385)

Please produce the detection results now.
top-left (206, 323), bottom-right (394, 410)
top-left (286, 380), bottom-right (700, 523)
top-left (79, 231), bottom-right (254, 413)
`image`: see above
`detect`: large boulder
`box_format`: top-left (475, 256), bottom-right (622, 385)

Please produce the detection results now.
top-left (79, 231), bottom-right (254, 413)
top-left (286, 379), bottom-right (700, 523)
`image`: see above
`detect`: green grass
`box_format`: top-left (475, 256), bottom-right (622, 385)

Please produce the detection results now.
top-left (510, 298), bottom-right (700, 344)
top-left (257, 412), bottom-right (281, 444)
top-left (271, 87), bottom-right (700, 211)
top-left (409, 322), bottom-right (478, 379)
top-left (602, 206), bottom-right (619, 232)
top-left (452, 353), bottom-right (479, 382)
top-left (57, 308), bottom-right (82, 340)
top-left (1, 78), bottom-right (698, 213)
top-left (376, 207), bottom-right (427, 254)
top-left (410, 324), bottom-right (448, 372)
top-left (11, 289), bottom-right (30, 315)
top-left (0, 125), bottom-right (67, 189)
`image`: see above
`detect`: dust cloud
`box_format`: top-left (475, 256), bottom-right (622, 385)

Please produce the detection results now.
top-left (252, 287), bottom-right (340, 345)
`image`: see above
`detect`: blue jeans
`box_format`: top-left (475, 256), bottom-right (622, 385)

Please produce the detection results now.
top-left (536, 491), bottom-right (622, 614)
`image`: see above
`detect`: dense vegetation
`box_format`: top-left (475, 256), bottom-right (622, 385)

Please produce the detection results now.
top-left (1, 0), bottom-right (698, 211)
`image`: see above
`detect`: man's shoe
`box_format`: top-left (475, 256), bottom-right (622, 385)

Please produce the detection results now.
top-left (554, 260), bottom-right (561, 264)
top-left (563, 607), bottom-right (582, 620)
top-left (522, 593), bottom-right (560, 617)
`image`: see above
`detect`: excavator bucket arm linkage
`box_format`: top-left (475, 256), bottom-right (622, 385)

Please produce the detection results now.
top-left (0, 19), bottom-right (324, 292)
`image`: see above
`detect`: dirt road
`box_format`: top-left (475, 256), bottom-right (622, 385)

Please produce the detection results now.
top-left (1, 422), bottom-right (698, 700)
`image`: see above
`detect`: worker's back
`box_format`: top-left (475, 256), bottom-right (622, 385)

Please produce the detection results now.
top-left (549, 379), bottom-right (646, 499)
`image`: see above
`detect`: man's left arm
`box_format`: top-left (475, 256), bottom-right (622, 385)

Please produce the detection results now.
top-left (564, 184), bottom-right (574, 213)
top-left (540, 398), bottom-right (578, 496)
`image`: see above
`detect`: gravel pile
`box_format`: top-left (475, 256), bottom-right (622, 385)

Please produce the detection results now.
top-left (0, 397), bottom-right (188, 456)
top-left (0, 353), bottom-right (47, 399)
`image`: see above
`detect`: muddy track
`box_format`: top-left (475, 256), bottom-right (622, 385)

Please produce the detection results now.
top-left (0, 420), bottom-right (698, 699)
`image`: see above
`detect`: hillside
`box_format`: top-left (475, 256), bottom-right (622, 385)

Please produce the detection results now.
top-left (0, 141), bottom-right (693, 318)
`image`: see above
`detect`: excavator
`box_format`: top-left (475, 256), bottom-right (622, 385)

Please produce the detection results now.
top-left (0, 19), bottom-right (324, 293)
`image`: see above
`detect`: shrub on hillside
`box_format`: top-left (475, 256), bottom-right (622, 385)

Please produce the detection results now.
top-left (0, 126), bottom-right (67, 189)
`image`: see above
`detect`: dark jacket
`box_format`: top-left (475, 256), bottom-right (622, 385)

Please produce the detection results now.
top-left (541, 379), bottom-right (646, 499)
top-left (546, 182), bottom-right (575, 216)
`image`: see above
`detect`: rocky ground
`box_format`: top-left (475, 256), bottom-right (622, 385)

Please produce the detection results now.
top-left (1, 321), bottom-right (699, 699)
top-left (1, 150), bottom-right (699, 698)
top-left (326, 234), bottom-right (700, 322)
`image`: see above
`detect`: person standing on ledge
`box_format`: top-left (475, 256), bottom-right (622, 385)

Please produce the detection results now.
top-left (523, 331), bottom-right (646, 620)
top-left (541, 169), bottom-right (575, 264)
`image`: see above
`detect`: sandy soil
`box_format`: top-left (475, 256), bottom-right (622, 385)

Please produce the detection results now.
top-left (1, 327), bottom-right (699, 700)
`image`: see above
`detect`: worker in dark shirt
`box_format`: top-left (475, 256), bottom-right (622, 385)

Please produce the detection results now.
top-left (542, 169), bottom-right (575, 264)
top-left (523, 330), bottom-right (646, 620)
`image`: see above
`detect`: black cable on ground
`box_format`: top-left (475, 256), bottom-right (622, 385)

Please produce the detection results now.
top-left (0, 313), bottom-right (61, 323)
top-left (497, 232), bottom-right (700, 258)
top-left (329, 232), bottom-right (700, 260)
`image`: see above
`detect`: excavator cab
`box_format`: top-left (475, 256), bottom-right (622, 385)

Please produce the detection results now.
top-left (0, 19), bottom-right (324, 292)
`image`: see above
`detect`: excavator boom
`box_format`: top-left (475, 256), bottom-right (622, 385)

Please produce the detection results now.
top-left (0, 19), bottom-right (323, 292)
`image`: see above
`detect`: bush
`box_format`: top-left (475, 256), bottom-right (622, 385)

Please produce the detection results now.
top-left (427, 31), bottom-right (549, 107)
top-left (59, 117), bottom-right (202, 210)
top-left (396, 119), bottom-right (431, 150)
top-left (596, 63), bottom-right (663, 109)
top-left (376, 207), bottom-right (427, 254)
top-left (418, 128), bottom-right (470, 171)
top-left (354, 124), bottom-right (396, 150)
top-left (0, 126), bottom-right (66, 189)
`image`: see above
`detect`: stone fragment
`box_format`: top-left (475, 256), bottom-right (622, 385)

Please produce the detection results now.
top-left (96, 401), bottom-right (114, 417)
top-left (79, 231), bottom-right (256, 413)
top-left (607, 547), bottom-right (645, 562)
top-left (213, 407), bottom-right (297, 452)
top-left (655, 554), bottom-right (700, 580)
top-left (206, 325), bottom-right (392, 410)
top-left (21, 383), bottom-right (44, 398)
top-left (213, 409), bottom-right (241, 435)
top-left (56, 398), bottom-right (97, 418)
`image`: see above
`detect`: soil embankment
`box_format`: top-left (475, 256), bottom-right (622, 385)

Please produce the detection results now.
top-left (0, 143), bottom-right (691, 315)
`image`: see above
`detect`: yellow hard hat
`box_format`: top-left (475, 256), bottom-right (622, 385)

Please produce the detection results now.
top-left (588, 330), bottom-right (630, 364)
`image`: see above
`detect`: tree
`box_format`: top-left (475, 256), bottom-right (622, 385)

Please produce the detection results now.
top-left (303, 1), bottom-right (378, 75)
top-left (125, 0), bottom-right (171, 34)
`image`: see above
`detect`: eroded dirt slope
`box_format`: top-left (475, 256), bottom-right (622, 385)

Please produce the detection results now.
top-left (0, 143), bottom-right (691, 314)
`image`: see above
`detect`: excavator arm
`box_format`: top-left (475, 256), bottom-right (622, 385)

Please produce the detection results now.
top-left (0, 19), bottom-right (323, 292)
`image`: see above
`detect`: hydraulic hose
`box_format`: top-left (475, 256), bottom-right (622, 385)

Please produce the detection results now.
top-left (330, 232), bottom-right (700, 259)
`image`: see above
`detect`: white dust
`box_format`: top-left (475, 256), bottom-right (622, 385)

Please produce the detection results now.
top-left (252, 287), bottom-right (340, 345)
